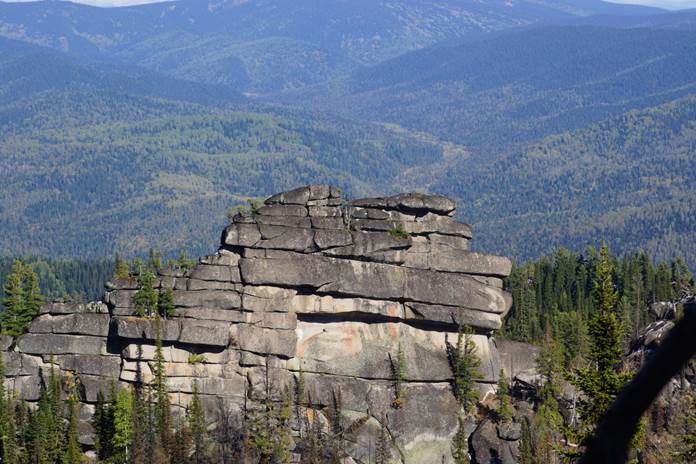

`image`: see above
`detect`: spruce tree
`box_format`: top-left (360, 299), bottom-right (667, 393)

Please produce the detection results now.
top-left (495, 370), bottom-right (513, 424)
top-left (158, 287), bottom-right (176, 319)
top-left (113, 254), bottom-right (131, 280)
top-left (113, 387), bottom-right (133, 461)
top-left (449, 325), bottom-right (481, 413)
top-left (1, 260), bottom-right (27, 336)
top-left (134, 270), bottom-right (158, 317)
top-left (451, 416), bottom-right (470, 464)
top-left (22, 264), bottom-right (43, 323)
top-left (568, 244), bottom-right (631, 449)
top-left (390, 343), bottom-right (407, 409)
top-left (153, 322), bottom-right (173, 455)
top-left (62, 387), bottom-right (82, 464)
top-left (0, 353), bottom-right (19, 464)
top-left (188, 381), bottom-right (206, 464)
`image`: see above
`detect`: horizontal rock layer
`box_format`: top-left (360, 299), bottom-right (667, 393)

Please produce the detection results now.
top-left (2, 185), bottom-right (513, 463)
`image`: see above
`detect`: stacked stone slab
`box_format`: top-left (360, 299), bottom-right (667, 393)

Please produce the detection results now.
top-left (1, 185), bottom-right (512, 463)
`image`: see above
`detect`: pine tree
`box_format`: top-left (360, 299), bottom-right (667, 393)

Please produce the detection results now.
top-left (114, 254), bottom-right (131, 280)
top-left (449, 325), bottom-right (481, 413)
top-left (375, 417), bottom-right (390, 464)
top-left (113, 387), bottom-right (133, 461)
top-left (148, 249), bottom-right (163, 273)
top-left (451, 416), bottom-right (470, 464)
top-left (390, 343), bottom-right (407, 409)
top-left (495, 370), bottom-right (513, 424)
top-left (188, 381), bottom-right (206, 464)
top-left (134, 270), bottom-right (158, 317)
top-left (568, 244), bottom-right (631, 449)
top-left (0, 353), bottom-right (19, 464)
top-left (62, 387), bottom-right (82, 464)
top-left (1, 260), bottom-right (27, 336)
top-left (158, 287), bottom-right (176, 319)
top-left (153, 321), bottom-right (173, 456)
top-left (22, 264), bottom-right (44, 323)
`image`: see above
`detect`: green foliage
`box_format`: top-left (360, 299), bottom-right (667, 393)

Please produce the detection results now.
top-left (158, 287), bottom-right (176, 319)
top-left (449, 325), bottom-right (482, 413)
top-left (62, 388), bottom-right (82, 464)
top-left (388, 224), bottom-right (410, 239)
top-left (390, 343), bottom-right (407, 409)
top-left (134, 271), bottom-right (158, 318)
top-left (568, 245), bottom-right (632, 450)
top-left (451, 416), bottom-right (470, 464)
top-left (495, 370), bottom-right (513, 424)
top-left (186, 353), bottom-right (207, 365)
top-left (503, 246), bottom-right (694, 348)
top-left (187, 382), bottom-right (206, 464)
top-left (0, 260), bottom-right (44, 336)
top-left (113, 387), bottom-right (133, 459)
top-left (113, 254), bottom-right (131, 280)
top-left (679, 391), bottom-right (696, 462)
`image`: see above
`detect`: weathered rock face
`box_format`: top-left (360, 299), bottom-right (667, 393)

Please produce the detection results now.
top-left (1, 185), bottom-right (512, 463)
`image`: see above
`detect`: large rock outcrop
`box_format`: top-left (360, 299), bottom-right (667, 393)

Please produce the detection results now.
top-left (1, 185), bottom-right (512, 463)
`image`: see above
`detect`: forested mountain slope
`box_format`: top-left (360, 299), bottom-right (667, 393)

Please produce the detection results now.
top-left (0, 39), bottom-right (457, 258)
top-left (428, 95), bottom-right (696, 268)
top-left (296, 26), bottom-right (696, 153)
top-left (0, 0), bottom-right (663, 93)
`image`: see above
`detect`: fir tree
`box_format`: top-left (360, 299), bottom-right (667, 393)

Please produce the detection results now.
top-left (22, 264), bottom-right (44, 322)
top-left (113, 387), bottom-right (133, 461)
top-left (1, 260), bottom-right (27, 336)
top-left (153, 321), bottom-right (173, 455)
top-left (158, 287), bottom-right (176, 319)
top-left (62, 387), bottom-right (82, 464)
top-left (495, 370), bottom-right (513, 424)
top-left (451, 416), bottom-right (470, 464)
top-left (390, 343), bottom-right (407, 409)
top-left (188, 381), bottom-right (206, 464)
top-left (0, 353), bottom-right (19, 464)
top-left (114, 254), bottom-right (131, 280)
top-left (568, 244), bottom-right (631, 450)
top-left (449, 325), bottom-right (481, 413)
top-left (134, 270), bottom-right (158, 317)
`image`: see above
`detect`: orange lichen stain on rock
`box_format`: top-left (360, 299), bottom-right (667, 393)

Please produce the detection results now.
top-left (387, 305), bottom-right (399, 318)
top-left (387, 322), bottom-right (399, 338)
top-left (339, 325), bottom-right (360, 352)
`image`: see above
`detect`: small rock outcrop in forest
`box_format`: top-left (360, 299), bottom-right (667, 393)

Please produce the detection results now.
top-left (1, 185), bottom-right (513, 463)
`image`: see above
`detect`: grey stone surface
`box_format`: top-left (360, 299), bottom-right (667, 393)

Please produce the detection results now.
top-left (17, 334), bottom-right (105, 356)
top-left (5, 185), bottom-right (515, 463)
top-left (29, 313), bottom-right (111, 337)
top-left (173, 290), bottom-right (241, 309)
top-left (265, 186), bottom-right (311, 205)
top-left (54, 355), bottom-right (121, 377)
top-left (0, 335), bottom-right (13, 351)
top-left (113, 317), bottom-right (181, 341)
top-left (179, 320), bottom-right (231, 347)
top-left (256, 204), bottom-right (307, 217)
top-left (189, 264), bottom-right (241, 282)
top-left (236, 325), bottom-right (297, 358)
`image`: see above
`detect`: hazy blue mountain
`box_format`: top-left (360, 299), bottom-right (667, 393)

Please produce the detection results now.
top-left (294, 26), bottom-right (696, 153)
top-left (0, 0), bottom-right (664, 92)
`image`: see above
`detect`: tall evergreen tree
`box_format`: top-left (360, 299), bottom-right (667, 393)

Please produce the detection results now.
top-left (0, 353), bottom-right (19, 464)
top-left (62, 386), bottom-right (82, 464)
top-left (134, 270), bottom-right (158, 317)
top-left (451, 416), bottom-right (470, 464)
top-left (1, 260), bottom-right (27, 336)
top-left (188, 381), bottom-right (206, 464)
top-left (449, 325), bottom-right (481, 413)
top-left (158, 287), bottom-right (176, 319)
top-left (113, 387), bottom-right (133, 461)
top-left (390, 343), bottom-right (407, 409)
top-left (495, 370), bottom-right (513, 424)
top-left (568, 244), bottom-right (631, 449)
top-left (113, 254), bottom-right (131, 280)
top-left (153, 322), bottom-right (173, 456)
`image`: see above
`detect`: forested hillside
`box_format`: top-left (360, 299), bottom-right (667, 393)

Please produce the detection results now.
top-left (0, 0), bottom-right (661, 93)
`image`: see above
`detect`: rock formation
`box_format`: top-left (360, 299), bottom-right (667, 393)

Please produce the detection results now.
top-left (1, 185), bottom-right (513, 463)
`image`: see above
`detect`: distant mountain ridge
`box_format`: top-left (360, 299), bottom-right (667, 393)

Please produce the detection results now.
top-left (0, 0), bottom-right (665, 92)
